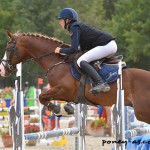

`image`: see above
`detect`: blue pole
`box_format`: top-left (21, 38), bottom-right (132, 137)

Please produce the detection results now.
top-left (25, 127), bottom-right (79, 140)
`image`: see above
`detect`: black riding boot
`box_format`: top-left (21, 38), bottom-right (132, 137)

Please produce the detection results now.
top-left (80, 61), bottom-right (110, 95)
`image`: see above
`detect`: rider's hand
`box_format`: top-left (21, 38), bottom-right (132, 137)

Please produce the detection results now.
top-left (55, 47), bottom-right (61, 53)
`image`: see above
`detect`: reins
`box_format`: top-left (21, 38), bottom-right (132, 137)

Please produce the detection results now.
top-left (29, 52), bottom-right (54, 61)
top-left (29, 42), bottom-right (64, 61)
top-left (26, 42), bottom-right (71, 75)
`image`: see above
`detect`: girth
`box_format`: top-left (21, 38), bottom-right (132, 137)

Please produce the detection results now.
top-left (74, 75), bottom-right (98, 106)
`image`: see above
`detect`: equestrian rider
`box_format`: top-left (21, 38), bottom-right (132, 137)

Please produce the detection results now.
top-left (55, 8), bottom-right (117, 95)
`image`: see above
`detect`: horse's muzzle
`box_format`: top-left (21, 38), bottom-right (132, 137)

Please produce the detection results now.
top-left (0, 63), bottom-right (14, 77)
top-left (0, 64), bottom-right (6, 77)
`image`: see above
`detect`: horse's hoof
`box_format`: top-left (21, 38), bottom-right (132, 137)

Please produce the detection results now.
top-left (64, 103), bottom-right (74, 115)
top-left (54, 113), bottom-right (62, 117)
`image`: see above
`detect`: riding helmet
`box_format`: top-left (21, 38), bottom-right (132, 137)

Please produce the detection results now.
top-left (58, 8), bottom-right (78, 21)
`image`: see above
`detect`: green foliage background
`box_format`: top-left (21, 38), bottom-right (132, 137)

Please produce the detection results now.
top-left (0, 0), bottom-right (149, 88)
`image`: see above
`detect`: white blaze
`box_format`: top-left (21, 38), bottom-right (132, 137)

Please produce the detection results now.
top-left (0, 53), bottom-right (7, 77)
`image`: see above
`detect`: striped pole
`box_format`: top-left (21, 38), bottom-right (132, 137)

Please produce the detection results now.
top-left (0, 114), bottom-right (39, 119)
top-left (25, 127), bottom-right (79, 140)
top-left (128, 122), bottom-right (150, 128)
top-left (24, 115), bottom-right (39, 118)
top-left (125, 127), bottom-right (150, 139)
top-left (0, 124), bottom-right (9, 128)
top-left (0, 107), bottom-right (9, 111)
top-left (0, 106), bottom-right (39, 112)
top-left (0, 116), bottom-right (9, 120)
top-left (24, 123), bottom-right (39, 126)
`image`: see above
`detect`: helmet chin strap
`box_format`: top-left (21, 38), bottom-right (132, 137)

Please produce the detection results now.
top-left (64, 19), bottom-right (75, 29)
top-left (64, 19), bottom-right (69, 29)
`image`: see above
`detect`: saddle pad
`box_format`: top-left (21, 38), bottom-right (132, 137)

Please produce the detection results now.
top-left (70, 63), bottom-right (126, 84)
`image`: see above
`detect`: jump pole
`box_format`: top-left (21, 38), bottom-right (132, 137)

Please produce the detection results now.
top-left (9, 63), bottom-right (25, 150)
top-left (24, 103), bottom-right (86, 150)
top-left (24, 127), bottom-right (79, 140)
top-left (111, 61), bottom-right (125, 150)
top-left (124, 106), bottom-right (150, 139)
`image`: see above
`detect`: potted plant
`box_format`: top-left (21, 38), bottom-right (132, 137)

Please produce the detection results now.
top-left (86, 117), bottom-right (110, 137)
top-left (25, 118), bottom-right (40, 146)
top-left (29, 118), bottom-right (39, 123)
top-left (0, 128), bottom-right (13, 147)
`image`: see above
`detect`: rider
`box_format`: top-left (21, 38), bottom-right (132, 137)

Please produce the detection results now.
top-left (55, 8), bottom-right (117, 95)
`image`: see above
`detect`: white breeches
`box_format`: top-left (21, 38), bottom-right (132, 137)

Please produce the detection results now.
top-left (77, 40), bottom-right (117, 67)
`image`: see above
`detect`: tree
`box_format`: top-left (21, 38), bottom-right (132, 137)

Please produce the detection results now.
top-left (111, 0), bottom-right (150, 69)
top-left (103, 0), bottom-right (118, 20)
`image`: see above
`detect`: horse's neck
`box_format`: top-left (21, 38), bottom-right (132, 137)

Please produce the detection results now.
top-left (22, 36), bottom-right (70, 71)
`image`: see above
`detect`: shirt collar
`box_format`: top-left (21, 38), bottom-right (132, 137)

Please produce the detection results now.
top-left (68, 21), bottom-right (79, 30)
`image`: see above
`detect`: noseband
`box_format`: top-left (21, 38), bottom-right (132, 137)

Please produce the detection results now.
top-left (1, 37), bottom-right (18, 73)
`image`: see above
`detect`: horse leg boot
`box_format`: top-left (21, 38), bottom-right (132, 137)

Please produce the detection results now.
top-left (45, 101), bottom-right (61, 115)
top-left (80, 61), bottom-right (110, 95)
top-left (45, 101), bottom-right (74, 116)
top-left (64, 103), bottom-right (74, 115)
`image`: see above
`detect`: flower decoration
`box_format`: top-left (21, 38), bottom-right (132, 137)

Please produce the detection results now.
top-left (25, 124), bottom-right (40, 133)
top-left (90, 117), bottom-right (109, 129)
top-left (29, 118), bottom-right (39, 123)
top-left (0, 128), bottom-right (11, 136)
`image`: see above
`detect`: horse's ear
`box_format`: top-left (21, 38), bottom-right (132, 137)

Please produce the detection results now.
top-left (6, 30), bottom-right (14, 39)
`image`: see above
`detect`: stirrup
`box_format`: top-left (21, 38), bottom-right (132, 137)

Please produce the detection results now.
top-left (90, 83), bottom-right (110, 95)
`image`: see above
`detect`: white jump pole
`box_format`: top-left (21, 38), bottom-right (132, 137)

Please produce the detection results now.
top-left (9, 63), bottom-right (25, 150)
top-left (111, 61), bottom-right (125, 150)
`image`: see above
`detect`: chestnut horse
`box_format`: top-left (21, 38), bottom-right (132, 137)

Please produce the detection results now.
top-left (0, 31), bottom-right (150, 124)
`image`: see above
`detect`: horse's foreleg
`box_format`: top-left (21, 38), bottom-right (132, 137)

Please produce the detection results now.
top-left (39, 89), bottom-right (74, 115)
top-left (39, 89), bottom-right (61, 115)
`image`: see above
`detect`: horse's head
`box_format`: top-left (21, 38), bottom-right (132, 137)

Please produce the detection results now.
top-left (0, 31), bottom-right (20, 77)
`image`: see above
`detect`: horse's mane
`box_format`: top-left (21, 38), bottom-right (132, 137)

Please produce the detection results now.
top-left (14, 32), bottom-right (70, 47)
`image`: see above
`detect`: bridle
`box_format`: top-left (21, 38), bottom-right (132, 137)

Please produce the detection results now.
top-left (1, 36), bottom-right (68, 75)
top-left (1, 36), bottom-right (19, 73)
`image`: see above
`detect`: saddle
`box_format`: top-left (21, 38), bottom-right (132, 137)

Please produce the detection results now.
top-left (67, 53), bottom-right (124, 106)
top-left (91, 55), bottom-right (123, 70)
top-left (65, 51), bottom-right (123, 67)
top-left (71, 52), bottom-right (123, 73)
top-left (103, 55), bottom-right (123, 64)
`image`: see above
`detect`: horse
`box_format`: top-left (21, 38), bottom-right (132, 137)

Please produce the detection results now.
top-left (0, 31), bottom-right (150, 124)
